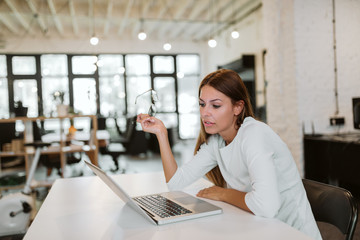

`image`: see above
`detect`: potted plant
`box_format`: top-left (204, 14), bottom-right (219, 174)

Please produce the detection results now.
top-left (52, 91), bottom-right (68, 117)
top-left (14, 100), bottom-right (28, 117)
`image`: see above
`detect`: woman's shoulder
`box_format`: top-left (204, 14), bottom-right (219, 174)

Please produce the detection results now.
top-left (240, 117), bottom-right (270, 133)
top-left (237, 117), bottom-right (278, 143)
top-left (199, 134), bottom-right (223, 150)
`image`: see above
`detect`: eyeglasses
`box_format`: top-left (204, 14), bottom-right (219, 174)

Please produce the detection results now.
top-left (134, 88), bottom-right (159, 117)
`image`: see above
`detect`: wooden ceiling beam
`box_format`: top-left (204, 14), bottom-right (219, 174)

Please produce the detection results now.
top-left (4, 0), bottom-right (33, 34)
top-left (26, 0), bottom-right (48, 35)
top-left (47, 0), bottom-right (64, 35)
top-left (69, 0), bottom-right (79, 35)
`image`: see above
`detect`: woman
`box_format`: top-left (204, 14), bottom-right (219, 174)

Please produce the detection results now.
top-left (137, 69), bottom-right (321, 240)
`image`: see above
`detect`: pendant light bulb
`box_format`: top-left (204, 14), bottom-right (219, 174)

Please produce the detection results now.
top-left (208, 39), bottom-right (217, 48)
top-left (90, 36), bottom-right (99, 45)
top-left (163, 42), bottom-right (171, 51)
top-left (138, 31), bottom-right (147, 40)
top-left (231, 30), bottom-right (239, 39)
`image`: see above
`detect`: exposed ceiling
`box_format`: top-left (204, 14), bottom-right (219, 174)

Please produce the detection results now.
top-left (0, 0), bottom-right (261, 44)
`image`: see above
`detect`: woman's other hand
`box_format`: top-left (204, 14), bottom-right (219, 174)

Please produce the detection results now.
top-left (197, 186), bottom-right (253, 213)
top-left (196, 186), bottom-right (225, 201)
top-left (136, 114), bottom-right (166, 136)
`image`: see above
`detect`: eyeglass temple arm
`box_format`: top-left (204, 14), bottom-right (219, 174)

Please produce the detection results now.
top-left (134, 88), bottom-right (153, 104)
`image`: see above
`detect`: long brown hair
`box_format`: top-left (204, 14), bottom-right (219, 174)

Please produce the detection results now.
top-left (194, 69), bottom-right (255, 187)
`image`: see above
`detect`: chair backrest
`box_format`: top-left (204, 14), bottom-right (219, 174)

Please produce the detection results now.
top-left (0, 122), bottom-right (16, 150)
top-left (302, 179), bottom-right (358, 240)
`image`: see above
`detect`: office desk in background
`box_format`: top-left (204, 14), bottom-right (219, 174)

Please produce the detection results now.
top-left (304, 133), bottom-right (360, 194)
top-left (24, 172), bottom-right (312, 240)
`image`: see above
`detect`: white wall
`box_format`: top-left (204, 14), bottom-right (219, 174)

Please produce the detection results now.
top-left (263, 0), bottom-right (303, 172)
top-left (263, 0), bottom-right (360, 175)
top-left (204, 7), bottom-right (265, 106)
top-left (206, 0), bottom-right (360, 175)
top-left (293, 0), bottom-right (360, 135)
top-left (335, 0), bottom-right (360, 131)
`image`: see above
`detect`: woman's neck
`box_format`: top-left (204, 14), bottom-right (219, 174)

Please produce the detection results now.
top-left (221, 128), bottom-right (238, 145)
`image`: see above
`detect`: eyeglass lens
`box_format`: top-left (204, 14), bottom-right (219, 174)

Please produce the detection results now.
top-left (148, 104), bottom-right (156, 117)
top-left (135, 88), bottom-right (158, 117)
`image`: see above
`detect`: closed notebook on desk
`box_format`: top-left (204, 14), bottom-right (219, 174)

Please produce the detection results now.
top-left (84, 160), bottom-right (222, 225)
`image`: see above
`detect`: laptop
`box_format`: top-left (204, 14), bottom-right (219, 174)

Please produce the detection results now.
top-left (84, 160), bottom-right (222, 225)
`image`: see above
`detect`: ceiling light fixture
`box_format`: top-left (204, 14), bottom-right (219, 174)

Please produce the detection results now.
top-left (163, 42), bottom-right (171, 51)
top-left (208, 39), bottom-right (217, 48)
top-left (89, 0), bottom-right (99, 46)
top-left (230, 0), bottom-right (239, 39)
top-left (231, 30), bottom-right (239, 39)
top-left (137, 1), bottom-right (147, 41)
top-left (138, 31), bottom-right (147, 40)
top-left (90, 35), bottom-right (99, 45)
top-left (208, 0), bottom-right (217, 48)
top-left (138, 14), bottom-right (147, 41)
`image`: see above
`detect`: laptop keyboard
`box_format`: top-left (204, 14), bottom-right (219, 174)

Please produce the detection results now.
top-left (133, 195), bottom-right (192, 218)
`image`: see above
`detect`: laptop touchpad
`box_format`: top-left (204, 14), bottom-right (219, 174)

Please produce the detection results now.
top-left (175, 196), bottom-right (203, 205)
top-left (175, 196), bottom-right (216, 212)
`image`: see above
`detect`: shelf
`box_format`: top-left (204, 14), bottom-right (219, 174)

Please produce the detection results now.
top-left (0, 151), bottom-right (27, 157)
top-left (0, 114), bottom-right (96, 123)
top-left (1, 115), bottom-right (99, 190)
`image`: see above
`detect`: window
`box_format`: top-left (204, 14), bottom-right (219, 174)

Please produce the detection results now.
top-left (0, 78), bottom-right (9, 118)
top-left (177, 55), bottom-right (200, 75)
top-left (98, 54), bottom-right (126, 117)
top-left (0, 55), bottom-right (7, 76)
top-left (41, 54), bottom-right (68, 76)
top-left (73, 78), bottom-right (97, 115)
top-left (12, 56), bottom-right (36, 75)
top-left (1, 53), bottom-right (201, 140)
top-left (13, 79), bottom-right (38, 117)
top-left (126, 76), bottom-right (151, 115)
top-left (125, 54), bottom-right (150, 75)
top-left (153, 56), bottom-right (174, 74)
top-left (125, 55), bottom-right (151, 116)
top-left (154, 77), bottom-right (176, 112)
top-left (0, 55), bottom-right (9, 118)
top-left (176, 55), bottom-right (200, 139)
top-left (41, 54), bottom-right (69, 117)
top-left (72, 56), bottom-right (97, 74)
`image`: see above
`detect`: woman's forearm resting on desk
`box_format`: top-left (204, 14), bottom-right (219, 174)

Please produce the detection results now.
top-left (197, 186), bottom-right (253, 214)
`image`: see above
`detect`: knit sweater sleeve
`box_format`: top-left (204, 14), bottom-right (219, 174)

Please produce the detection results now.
top-left (242, 124), bottom-right (281, 218)
top-left (167, 137), bottom-right (218, 191)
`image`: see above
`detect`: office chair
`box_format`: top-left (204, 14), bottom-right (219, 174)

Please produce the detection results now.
top-left (0, 122), bottom-right (20, 169)
top-left (97, 116), bottom-right (137, 172)
top-left (302, 179), bottom-right (358, 240)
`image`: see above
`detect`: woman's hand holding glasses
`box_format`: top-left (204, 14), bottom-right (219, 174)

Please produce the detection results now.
top-left (135, 88), bottom-right (168, 137)
top-left (136, 114), bottom-right (166, 136)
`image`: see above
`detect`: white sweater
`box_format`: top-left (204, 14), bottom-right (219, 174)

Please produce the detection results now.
top-left (168, 117), bottom-right (322, 240)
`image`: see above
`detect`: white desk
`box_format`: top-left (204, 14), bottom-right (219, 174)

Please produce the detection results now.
top-left (24, 172), bottom-right (312, 240)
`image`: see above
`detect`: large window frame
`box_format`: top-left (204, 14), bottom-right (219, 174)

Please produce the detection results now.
top-left (1, 53), bottom-right (200, 139)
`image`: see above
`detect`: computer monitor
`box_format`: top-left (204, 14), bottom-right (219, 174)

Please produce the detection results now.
top-left (353, 97), bottom-right (360, 130)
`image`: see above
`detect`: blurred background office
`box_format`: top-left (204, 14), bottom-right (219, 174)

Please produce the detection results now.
top-left (0, 0), bottom-right (359, 181)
